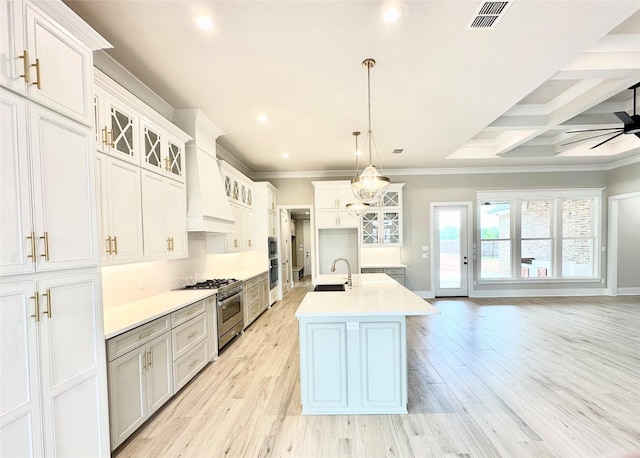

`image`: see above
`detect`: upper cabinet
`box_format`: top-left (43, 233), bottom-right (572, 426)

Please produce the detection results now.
top-left (361, 184), bottom-right (405, 247)
top-left (1, 88), bottom-right (99, 276)
top-left (220, 162), bottom-right (255, 253)
top-left (93, 85), bottom-right (138, 164)
top-left (313, 181), bottom-right (359, 229)
top-left (140, 117), bottom-right (185, 183)
top-left (0, 0), bottom-right (108, 125)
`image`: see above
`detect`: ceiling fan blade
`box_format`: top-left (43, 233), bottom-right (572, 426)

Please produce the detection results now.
top-left (589, 131), bottom-right (625, 149)
top-left (560, 130), bottom-right (623, 147)
top-left (565, 127), bottom-right (622, 133)
top-left (614, 111), bottom-right (634, 126)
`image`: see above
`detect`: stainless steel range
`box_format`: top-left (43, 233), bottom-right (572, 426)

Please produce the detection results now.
top-left (183, 278), bottom-right (244, 349)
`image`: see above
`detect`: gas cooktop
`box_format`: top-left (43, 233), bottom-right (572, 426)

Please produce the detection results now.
top-left (183, 278), bottom-right (239, 290)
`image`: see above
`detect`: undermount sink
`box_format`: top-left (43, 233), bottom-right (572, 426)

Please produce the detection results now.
top-left (313, 283), bottom-right (346, 292)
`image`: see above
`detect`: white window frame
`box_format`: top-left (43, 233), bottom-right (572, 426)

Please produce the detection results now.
top-left (476, 188), bottom-right (603, 283)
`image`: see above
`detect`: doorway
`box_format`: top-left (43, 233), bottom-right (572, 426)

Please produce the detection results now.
top-left (277, 205), bottom-right (315, 298)
top-left (432, 203), bottom-right (472, 297)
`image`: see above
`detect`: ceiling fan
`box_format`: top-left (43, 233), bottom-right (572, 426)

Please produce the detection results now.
top-left (561, 81), bottom-right (640, 149)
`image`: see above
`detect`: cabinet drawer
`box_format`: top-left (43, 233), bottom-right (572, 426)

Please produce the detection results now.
top-left (172, 314), bottom-right (207, 360)
top-left (384, 268), bottom-right (404, 275)
top-left (173, 341), bottom-right (208, 392)
top-left (362, 268), bottom-right (384, 274)
top-left (245, 284), bottom-right (261, 304)
top-left (171, 299), bottom-right (207, 328)
top-left (107, 316), bottom-right (171, 362)
top-left (243, 273), bottom-right (267, 288)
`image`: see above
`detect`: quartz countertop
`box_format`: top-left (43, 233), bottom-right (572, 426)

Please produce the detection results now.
top-left (360, 263), bottom-right (407, 269)
top-left (295, 273), bottom-right (439, 318)
top-left (104, 268), bottom-right (268, 339)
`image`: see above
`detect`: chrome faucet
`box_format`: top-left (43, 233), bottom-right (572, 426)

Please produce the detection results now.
top-left (330, 257), bottom-right (352, 288)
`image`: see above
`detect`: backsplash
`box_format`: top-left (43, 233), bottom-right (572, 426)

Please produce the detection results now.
top-left (102, 234), bottom-right (267, 309)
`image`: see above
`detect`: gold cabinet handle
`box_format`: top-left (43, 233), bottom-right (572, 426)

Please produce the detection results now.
top-left (27, 232), bottom-right (36, 262)
top-left (30, 294), bottom-right (40, 322)
top-left (188, 359), bottom-right (200, 368)
top-left (101, 127), bottom-right (109, 146)
top-left (40, 232), bottom-right (49, 261)
top-left (248, 239), bottom-right (252, 247)
top-left (31, 58), bottom-right (41, 89)
top-left (42, 289), bottom-right (52, 318)
top-left (166, 237), bottom-right (172, 252)
top-left (142, 352), bottom-right (147, 370)
top-left (19, 50), bottom-right (30, 83)
top-left (113, 236), bottom-right (118, 255)
top-left (188, 331), bottom-right (198, 339)
top-left (147, 350), bottom-right (152, 368)
top-left (106, 236), bottom-right (113, 255)
top-left (139, 329), bottom-right (155, 340)
top-left (108, 130), bottom-right (115, 148)
top-left (170, 237), bottom-right (174, 252)
top-left (164, 157), bottom-right (170, 172)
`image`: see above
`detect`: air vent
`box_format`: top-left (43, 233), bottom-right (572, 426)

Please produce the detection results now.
top-left (392, 148), bottom-right (403, 154)
top-left (467, 1), bottom-right (511, 29)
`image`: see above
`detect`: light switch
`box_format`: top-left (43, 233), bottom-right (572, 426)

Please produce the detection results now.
top-left (422, 253), bottom-right (429, 258)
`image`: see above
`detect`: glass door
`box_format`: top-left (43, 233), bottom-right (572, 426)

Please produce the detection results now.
top-left (434, 205), bottom-right (469, 297)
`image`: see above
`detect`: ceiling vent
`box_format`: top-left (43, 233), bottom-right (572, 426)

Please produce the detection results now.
top-left (467, 1), bottom-right (512, 30)
top-left (392, 148), bottom-right (403, 154)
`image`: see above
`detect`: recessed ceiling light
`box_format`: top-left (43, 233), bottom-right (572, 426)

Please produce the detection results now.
top-left (257, 114), bottom-right (268, 123)
top-left (281, 152), bottom-right (289, 159)
top-left (382, 3), bottom-right (403, 23)
top-left (193, 14), bottom-right (214, 31)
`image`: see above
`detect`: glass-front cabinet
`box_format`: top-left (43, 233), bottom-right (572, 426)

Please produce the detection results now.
top-left (361, 184), bottom-right (404, 246)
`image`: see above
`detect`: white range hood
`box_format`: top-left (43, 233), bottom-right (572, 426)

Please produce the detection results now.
top-left (173, 109), bottom-right (235, 233)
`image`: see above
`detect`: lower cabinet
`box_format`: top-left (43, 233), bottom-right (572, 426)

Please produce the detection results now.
top-left (107, 331), bottom-right (173, 450)
top-left (298, 316), bottom-right (406, 414)
top-left (361, 267), bottom-right (405, 285)
top-left (105, 297), bottom-right (213, 450)
top-left (243, 273), bottom-right (269, 328)
top-left (0, 273), bottom-right (109, 456)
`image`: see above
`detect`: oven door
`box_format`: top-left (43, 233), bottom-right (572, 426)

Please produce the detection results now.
top-left (217, 292), bottom-right (243, 347)
top-left (269, 258), bottom-right (278, 289)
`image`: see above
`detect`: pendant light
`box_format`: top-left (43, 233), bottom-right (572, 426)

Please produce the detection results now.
top-left (351, 58), bottom-right (390, 204)
top-left (346, 131), bottom-right (370, 217)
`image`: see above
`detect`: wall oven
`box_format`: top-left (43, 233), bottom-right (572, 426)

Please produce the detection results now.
top-left (268, 237), bottom-right (277, 259)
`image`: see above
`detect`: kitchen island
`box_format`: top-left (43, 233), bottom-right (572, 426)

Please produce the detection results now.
top-left (295, 273), bottom-right (440, 415)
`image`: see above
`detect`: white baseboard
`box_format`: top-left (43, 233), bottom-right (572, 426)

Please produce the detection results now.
top-left (413, 290), bottom-right (434, 299)
top-left (617, 287), bottom-right (640, 295)
top-left (470, 288), bottom-right (607, 298)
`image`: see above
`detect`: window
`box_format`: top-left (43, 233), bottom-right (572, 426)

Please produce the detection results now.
top-left (477, 189), bottom-right (602, 281)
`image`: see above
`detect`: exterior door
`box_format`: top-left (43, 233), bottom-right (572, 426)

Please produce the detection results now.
top-left (434, 205), bottom-right (470, 297)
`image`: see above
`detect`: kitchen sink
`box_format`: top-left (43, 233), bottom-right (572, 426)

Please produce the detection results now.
top-left (313, 283), bottom-right (346, 292)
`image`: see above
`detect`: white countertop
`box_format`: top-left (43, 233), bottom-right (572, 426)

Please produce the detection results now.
top-left (296, 273), bottom-right (440, 318)
top-left (360, 264), bottom-right (407, 269)
top-left (104, 268), bottom-right (268, 339)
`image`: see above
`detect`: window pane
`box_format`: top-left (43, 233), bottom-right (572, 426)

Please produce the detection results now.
top-left (522, 200), bottom-right (550, 238)
top-left (562, 199), bottom-right (592, 237)
top-left (480, 203), bottom-right (510, 239)
top-left (481, 240), bottom-right (511, 278)
top-left (521, 240), bottom-right (551, 277)
top-left (562, 239), bottom-right (593, 277)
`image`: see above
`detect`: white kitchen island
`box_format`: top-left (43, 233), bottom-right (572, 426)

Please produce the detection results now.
top-left (295, 273), bottom-right (440, 415)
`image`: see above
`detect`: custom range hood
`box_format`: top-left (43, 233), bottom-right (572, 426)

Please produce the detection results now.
top-left (173, 109), bottom-right (235, 233)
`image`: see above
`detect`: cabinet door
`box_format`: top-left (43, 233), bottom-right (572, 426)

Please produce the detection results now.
top-left (242, 207), bottom-right (255, 250)
top-left (0, 281), bottom-right (44, 458)
top-left (359, 321), bottom-right (404, 408)
top-left (316, 209), bottom-right (338, 229)
top-left (140, 120), bottom-right (163, 174)
top-left (337, 209), bottom-right (358, 228)
top-left (336, 187), bottom-right (356, 208)
top-left (225, 204), bottom-right (243, 252)
top-left (107, 347), bottom-right (146, 450)
top-left (382, 211), bottom-right (401, 245)
top-left (165, 137), bottom-right (184, 182)
top-left (0, 0), bottom-right (26, 93)
top-left (24, 2), bottom-right (93, 125)
top-left (315, 188), bottom-right (338, 209)
top-left (268, 211), bottom-right (276, 237)
top-left (105, 96), bottom-right (137, 163)
top-left (301, 322), bottom-right (348, 409)
top-left (106, 157), bottom-right (143, 263)
top-left (0, 89), bottom-right (34, 276)
top-left (37, 273), bottom-right (108, 457)
top-left (164, 179), bottom-right (187, 257)
top-left (29, 104), bottom-right (98, 271)
top-left (141, 171), bottom-right (167, 258)
top-left (361, 212), bottom-right (379, 245)
top-left (145, 333), bottom-right (173, 416)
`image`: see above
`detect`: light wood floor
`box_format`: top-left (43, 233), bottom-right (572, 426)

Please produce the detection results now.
top-left (114, 289), bottom-right (640, 457)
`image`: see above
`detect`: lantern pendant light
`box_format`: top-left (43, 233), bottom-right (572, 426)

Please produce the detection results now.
top-left (351, 58), bottom-right (390, 204)
top-left (346, 131), bottom-right (370, 217)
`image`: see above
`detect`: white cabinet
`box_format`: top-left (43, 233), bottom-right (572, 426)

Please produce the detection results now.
top-left (243, 272), bottom-right (269, 328)
top-left (313, 182), bottom-right (359, 229)
top-left (93, 85), bottom-right (138, 163)
top-left (0, 0), bottom-right (97, 125)
top-left (107, 330), bottom-right (172, 450)
top-left (1, 273), bottom-right (109, 456)
top-left (361, 184), bottom-right (404, 246)
top-left (220, 162), bottom-right (255, 253)
top-left (141, 171), bottom-right (187, 259)
top-left (140, 117), bottom-right (185, 183)
top-left (206, 295), bottom-right (218, 362)
top-left (95, 153), bottom-right (143, 264)
top-left (1, 88), bottom-right (98, 276)
top-left (361, 267), bottom-right (405, 285)
top-left (253, 182), bottom-right (278, 248)
top-left (298, 316), bottom-right (406, 414)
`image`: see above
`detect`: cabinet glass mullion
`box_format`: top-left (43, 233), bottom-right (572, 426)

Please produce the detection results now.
top-left (110, 107), bottom-right (134, 158)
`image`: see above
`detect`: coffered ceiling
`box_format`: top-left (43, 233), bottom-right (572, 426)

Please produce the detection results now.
top-left (63, 1), bottom-right (640, 175)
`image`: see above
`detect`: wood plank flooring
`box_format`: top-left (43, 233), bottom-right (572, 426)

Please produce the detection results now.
top-left (114, 289), bottom-right (640, 457)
